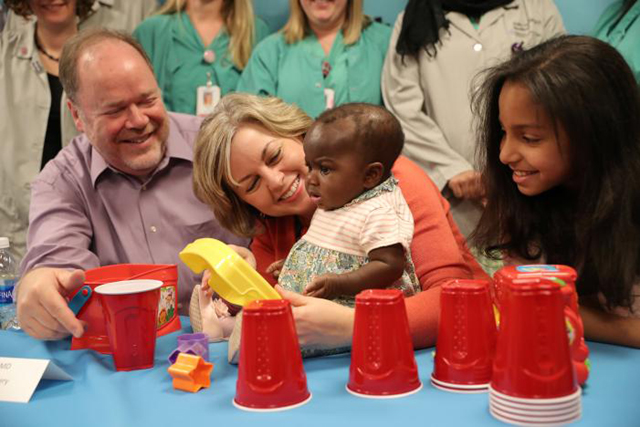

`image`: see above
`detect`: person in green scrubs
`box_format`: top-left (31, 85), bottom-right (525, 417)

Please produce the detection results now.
top-left (134, 0), bottom-right (270, 115)
top-left (593, 0), bottom-right (639, 83)
top-left (236, 0), bottom-right (391, 119)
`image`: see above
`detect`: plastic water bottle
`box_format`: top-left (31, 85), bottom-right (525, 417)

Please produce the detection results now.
top-left (0, 237), bottom-right (20, 330)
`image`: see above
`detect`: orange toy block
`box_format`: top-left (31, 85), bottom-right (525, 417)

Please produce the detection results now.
top-left (168, 353), bottom-right (214, 392)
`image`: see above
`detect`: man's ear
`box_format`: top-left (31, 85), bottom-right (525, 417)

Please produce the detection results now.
top-left (67, 99), bottom-right (85, 133)
top-left (363, 162), bottom-right (384, 189)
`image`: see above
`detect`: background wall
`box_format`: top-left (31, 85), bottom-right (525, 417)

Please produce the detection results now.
top-left (254, 0), bottom-right (620, 35)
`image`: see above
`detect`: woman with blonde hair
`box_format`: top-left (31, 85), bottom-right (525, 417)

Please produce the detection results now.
top-left (193, 93), bottom-right (488, 351)
top-left (134, 0), bottom-right (270, 116)
top-left (236, 0), bottom-right (390, 118)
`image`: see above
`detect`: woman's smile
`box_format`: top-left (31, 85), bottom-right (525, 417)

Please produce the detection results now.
top-left (279, 175), bottom-right (302, 202)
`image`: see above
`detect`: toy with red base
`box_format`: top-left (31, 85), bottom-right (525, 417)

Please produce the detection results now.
top-left (493, 265), bottom-right (590, 385)
top-left (68, 264), bottom-right (182, 354)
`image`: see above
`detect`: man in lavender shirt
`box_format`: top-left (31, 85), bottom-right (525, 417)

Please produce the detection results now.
top-left (16, 28), bottom-right (248, 340)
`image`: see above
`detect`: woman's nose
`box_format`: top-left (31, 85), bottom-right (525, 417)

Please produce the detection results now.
top-left (264, 168), bottom-right (285, 192)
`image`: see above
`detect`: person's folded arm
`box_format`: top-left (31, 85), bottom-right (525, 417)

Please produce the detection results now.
top-left (579, 299), bottom-right (640, 348)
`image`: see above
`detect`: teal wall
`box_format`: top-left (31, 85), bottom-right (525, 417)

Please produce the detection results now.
top-left (254, 0), bottom-right (619, 35)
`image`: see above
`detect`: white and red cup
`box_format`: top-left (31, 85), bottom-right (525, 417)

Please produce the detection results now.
top-left (94, 279), bottom-right (162, 371)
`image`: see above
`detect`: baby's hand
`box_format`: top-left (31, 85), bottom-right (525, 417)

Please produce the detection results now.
top-left (304, 273), bottom-right (342, 299)
top-left (267, 259), bottom-right (286, 279)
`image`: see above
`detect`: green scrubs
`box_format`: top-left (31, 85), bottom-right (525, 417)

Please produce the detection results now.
top-left (236, 21), bottom-right (391, 118)
top-left (593, 1), bottom-right (640, 83)
top-left (134, 13), bottom-right (270, 114)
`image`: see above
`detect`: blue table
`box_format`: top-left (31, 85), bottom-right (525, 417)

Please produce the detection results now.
top-left (1, 317), bottom-right (639, 427)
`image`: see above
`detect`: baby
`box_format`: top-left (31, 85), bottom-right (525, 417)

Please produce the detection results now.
top-left (278, 103), bottom-right (420, 305)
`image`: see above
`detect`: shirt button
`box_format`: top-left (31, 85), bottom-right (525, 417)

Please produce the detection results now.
top-left (178, 303), bottom-right (183, 309)
top-left (203, 50), bottom-right (215, 64)
top-left (141, 184), bottom-right (146, 190)
top-left (315, 82), bottom-right (322, 88)
top-left (150, 226), bottom-right (157, 233)
top-left (473, 43), bottom-right (483, 52)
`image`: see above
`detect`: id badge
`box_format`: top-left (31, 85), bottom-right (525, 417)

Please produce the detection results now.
top-left (324, 88), bottom-right (335, 110)
top-left (196, 84), bottom-right (221, 116)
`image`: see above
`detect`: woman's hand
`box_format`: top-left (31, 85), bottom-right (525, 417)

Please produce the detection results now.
top-left (201, 245), bottom-right (255, 288)
top-left (229, 244), bottom-right (257, 269)
top-left (276, 285), bottom-right (354, 349)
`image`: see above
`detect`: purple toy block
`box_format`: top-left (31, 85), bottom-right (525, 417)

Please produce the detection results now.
top-left (168, 333), bottom-right (210, 364)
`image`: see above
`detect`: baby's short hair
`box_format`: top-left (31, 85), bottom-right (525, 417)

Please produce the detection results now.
top-left (314, 103), bottom-right (404, 173)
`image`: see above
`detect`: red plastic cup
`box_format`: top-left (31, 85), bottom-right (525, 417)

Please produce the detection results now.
top-left (431, 279), bottom-right (496, 393)
top-left (347, 289), bottom-right (422, 398)
top-left (234, 299), bottom-right (311, 411)
top-left (491, 278), bottom-right (578, 399)
top-left (94, 279), bottom-right (162, 371)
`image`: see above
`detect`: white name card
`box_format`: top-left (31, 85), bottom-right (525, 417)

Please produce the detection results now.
top-left (0, 357), bottom-right (73, 403)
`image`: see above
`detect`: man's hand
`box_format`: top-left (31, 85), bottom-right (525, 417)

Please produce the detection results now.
top-left (16, 268), bottom-right (86, 340)
top-left (448, 170), bottom-right (485, 200)
top-left (303, 273), bottom-right (342, 299)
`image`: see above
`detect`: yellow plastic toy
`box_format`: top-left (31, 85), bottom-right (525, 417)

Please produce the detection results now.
top-left (168, 353), bottom-right (213, 393)
top-left (179, 238), bottom-right (281, 307)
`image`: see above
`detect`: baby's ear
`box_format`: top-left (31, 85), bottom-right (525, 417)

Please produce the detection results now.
top-left (363, 162), bottom-right (384, 189)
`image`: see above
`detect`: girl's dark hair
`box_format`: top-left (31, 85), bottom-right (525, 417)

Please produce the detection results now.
top-left (395, 0), bottom-right (514, 59)
top-left (6, 0), bottom-right (96, 20)
top-left (472, 35), bottom-right (640, 310)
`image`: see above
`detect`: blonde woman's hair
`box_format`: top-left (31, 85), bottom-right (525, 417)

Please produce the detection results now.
top-left (282, 0), bottom-right (371, 45)
top-left (193, 94), bottom-right (314, 237)
top-left (157, 0), bottom-right (257, 69)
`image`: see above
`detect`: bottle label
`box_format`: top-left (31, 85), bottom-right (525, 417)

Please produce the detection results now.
top-left (0, 279), bottom-right (16, 305)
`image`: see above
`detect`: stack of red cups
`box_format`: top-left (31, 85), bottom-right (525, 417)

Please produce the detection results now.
top-left (489, 278), bottom-right (581, 425)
